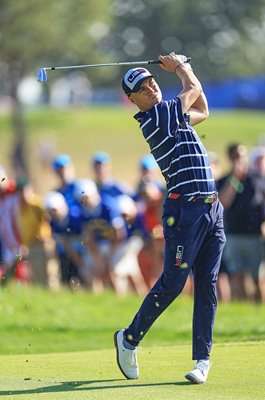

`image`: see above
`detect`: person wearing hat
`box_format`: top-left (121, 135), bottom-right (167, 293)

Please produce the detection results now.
top-left (133, 154), bottom-right (165, 289)
top-left (217, 144), bottom-right (265, 302)
top-left (137, 154), bottom-right (164, 191)
top-left (91, 151), bottom-right (133, 200)
top-left (109, 194), bottom-right (148, 297)
top-left (44, 190), bottom-right (85, 288)
top-left (52, 153), bottom-right (75, 185)
top-left (114, 53), bottom-right (226, 384)
top-left (73, 178), bottom-right (126, 294)
top-left (52, 154), bottom-right (80, 215)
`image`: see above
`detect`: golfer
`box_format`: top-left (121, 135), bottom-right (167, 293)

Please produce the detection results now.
top-left (114, 52), bottom-right (226, 384)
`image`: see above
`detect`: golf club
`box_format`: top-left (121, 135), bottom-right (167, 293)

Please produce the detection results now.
top-left (37, 57), bottom-right (191, 83)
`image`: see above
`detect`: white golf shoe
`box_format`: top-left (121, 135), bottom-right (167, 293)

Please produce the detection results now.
top-left (185, 360), bottom-right (210, 384)
top-left (114, 329), bottom-right (139, 379)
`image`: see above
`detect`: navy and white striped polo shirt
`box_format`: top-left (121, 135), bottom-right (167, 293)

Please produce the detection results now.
top-left (134, 97), bottom-right (216, 196)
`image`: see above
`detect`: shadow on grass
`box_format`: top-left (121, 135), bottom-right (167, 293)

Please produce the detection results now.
top-left (0, 378), bottom-right (191, 396)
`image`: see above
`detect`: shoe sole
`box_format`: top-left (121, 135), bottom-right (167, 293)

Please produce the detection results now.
top-left (113, 331), bottom-right (138, 380)
top-left (185, 373), bottom-right (204, 384)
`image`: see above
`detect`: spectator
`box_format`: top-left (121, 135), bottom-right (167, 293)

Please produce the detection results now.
top-left (52, 153), bottom-right (80, 213)
top-left (74, 178), bottom-right (125, 293)
top-left (133, 155), bottom-right (165, 288)
top-left (208, 151), bottom-right (222, 181)
top-left (16, 176), bottom-right (55, 287)
top-left (249, 146), bottom-right (265, 176)
top-left (136, 179), bottom-right (164, 288)
top-left (137, 154), bottom-right (164, 192)
top-left (249, 146), bottom-right (265, 302)
top-left (136, 158), bottom-right (195, 295)
top-left (90, 151), bottom-right (133, 199)
top-left (44, 191), bottom-right (84, 289)
top-left (209, 152), bottom-right (231, 303)
top-left (217, 143), bottom-right (265, 302)
top-left (109, 194), bottom-right (149, 297)
top-left (0, 165), bottom-right (21, 286)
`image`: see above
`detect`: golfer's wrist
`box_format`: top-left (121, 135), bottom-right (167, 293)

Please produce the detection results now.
top-left (175, 62), bottom-right (193, 74)
top-left (175, 63), bottom-right (184, 73)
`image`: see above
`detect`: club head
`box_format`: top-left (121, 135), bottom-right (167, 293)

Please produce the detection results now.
top-left (37, 68), bottom-right (47, 83)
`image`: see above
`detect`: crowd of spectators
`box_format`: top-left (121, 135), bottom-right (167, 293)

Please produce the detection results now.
top-left (1, 144), bottom-right (265, 302)
top-left (0, 152), bottom-right (165, 295)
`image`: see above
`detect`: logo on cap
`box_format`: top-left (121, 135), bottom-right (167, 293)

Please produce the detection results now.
top-left (127, 69), bottom-right (146, 83)
top-left (122, 67), bottom-right (153, 95)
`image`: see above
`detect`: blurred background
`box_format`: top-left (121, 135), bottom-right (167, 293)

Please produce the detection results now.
top-left (2, 0), bottom-right (265, 106)
top-left (1, 0), bottom-right (265, 184)
top-left (0, 0), bottom-right (265, 303)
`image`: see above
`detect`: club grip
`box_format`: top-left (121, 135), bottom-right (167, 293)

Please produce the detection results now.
top-left (149, 57), bottom-right (191, 65)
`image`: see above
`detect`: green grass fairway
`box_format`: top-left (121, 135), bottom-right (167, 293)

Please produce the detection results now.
top-left (0, 342), bottom-right (264, 400)
top-left (1, 287), bottom-right (265, 399)
top-left (1, 287), bottom-right (264, 355)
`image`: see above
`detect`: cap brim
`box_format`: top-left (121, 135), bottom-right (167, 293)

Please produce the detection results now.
top-left (130, 74), bottom-right (158, 94)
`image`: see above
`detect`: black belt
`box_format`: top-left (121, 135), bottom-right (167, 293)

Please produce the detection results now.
top-left (168, 192), bottom-right (218, 204)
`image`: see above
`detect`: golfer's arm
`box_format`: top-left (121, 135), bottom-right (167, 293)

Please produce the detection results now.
top-left (188, 92), bottom-right (209, 126)
top-left (177, 66), bottom-right (209, 126)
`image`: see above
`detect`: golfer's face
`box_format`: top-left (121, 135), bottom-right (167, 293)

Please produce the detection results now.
top-left (130, 77), bottom-right (162, 111)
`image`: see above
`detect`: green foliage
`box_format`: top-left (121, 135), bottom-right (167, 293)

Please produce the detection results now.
top-left (109, 0), bottom-right (265, 83)
top-left (1, 1), bottom-right (265, 86)
top-left (0, 0), bottom-right (113, 81)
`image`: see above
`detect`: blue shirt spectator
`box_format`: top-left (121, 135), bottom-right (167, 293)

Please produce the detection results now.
top-left (74, 179), bottom-right (125, 243)
top-left (91, 151), bottom-right (133, 199)
top-left (52, 154), bottom-right (80, 215)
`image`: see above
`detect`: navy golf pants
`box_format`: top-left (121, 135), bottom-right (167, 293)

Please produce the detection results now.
top-left (124, 198), bottom-right (226, 360)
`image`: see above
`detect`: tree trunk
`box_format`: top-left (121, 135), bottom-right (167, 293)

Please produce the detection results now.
top-left (9, 62), bottom-right (28, 178)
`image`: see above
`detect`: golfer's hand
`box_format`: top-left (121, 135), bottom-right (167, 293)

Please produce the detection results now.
top-left (159, 53), bottom-right (190, 72)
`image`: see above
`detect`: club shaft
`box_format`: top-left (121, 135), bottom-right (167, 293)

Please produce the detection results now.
top-left (45, 60), bottom-right (159, 70)
top-left (44, 58), bottom-right (191, 71)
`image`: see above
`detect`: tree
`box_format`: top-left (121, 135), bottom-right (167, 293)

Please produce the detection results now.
top-left (0, 0), bottom-right (113, 176)
top-left (103, 0), bottom-right (265, 85)
top-left (1, 0), bottom-right (265, 177)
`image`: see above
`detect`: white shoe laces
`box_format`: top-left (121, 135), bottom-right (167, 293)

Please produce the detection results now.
top-left (195, 360), bottom-right (209, 375)
top-left (127, 346), bottom-right (141, 366)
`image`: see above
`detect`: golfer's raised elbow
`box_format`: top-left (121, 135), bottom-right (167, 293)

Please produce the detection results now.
top-left (198, 108), bottom-right (209, 124)
top-left (198, 91), bottom-right (209, 121)
top-left (203, 107), bottom-right (209, 120)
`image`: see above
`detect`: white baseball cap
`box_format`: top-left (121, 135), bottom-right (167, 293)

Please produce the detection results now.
top-left (44, 191), bottom-right (66, 210)
top-left (118, 195), bottom-right (137, 215)
top-left (122, 68), bottom-right (154, 95)
top-left (74, 179), bottom-right (98, 201)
